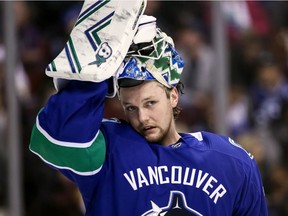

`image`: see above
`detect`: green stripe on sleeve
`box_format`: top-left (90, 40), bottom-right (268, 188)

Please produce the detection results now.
top-left (29, 124), bottom-right (106, 175)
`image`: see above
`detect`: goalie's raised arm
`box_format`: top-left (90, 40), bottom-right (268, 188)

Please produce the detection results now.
top-left (30, 80), bottom-right (108, 176)
top-left (29, 79), bottom-right (111, 208)
top-left (30, 0), bottom-right (148, 172)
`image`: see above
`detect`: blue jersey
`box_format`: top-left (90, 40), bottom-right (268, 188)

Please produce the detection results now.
top-left (30, 80), bottom-right (268, 215)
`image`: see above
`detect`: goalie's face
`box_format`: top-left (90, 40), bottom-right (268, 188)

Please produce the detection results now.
top-left (119, 81), bottom-right (180, 146)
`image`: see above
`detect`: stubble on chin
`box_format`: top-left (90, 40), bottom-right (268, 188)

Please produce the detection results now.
top-left (143, 129), bottom-right (166, 144)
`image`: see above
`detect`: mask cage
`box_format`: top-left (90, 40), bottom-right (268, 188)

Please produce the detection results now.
top-left (127, 28), bottom-right (170, 60)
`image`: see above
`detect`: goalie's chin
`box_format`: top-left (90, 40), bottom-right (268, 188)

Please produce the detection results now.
top-left (141, 128), bottom-right (165, 144)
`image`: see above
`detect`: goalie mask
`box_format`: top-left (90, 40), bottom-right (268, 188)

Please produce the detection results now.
top-left (117, 28), bottom-right (184, 89)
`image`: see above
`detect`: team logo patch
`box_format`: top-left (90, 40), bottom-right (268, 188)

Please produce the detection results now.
top-left (89, 42), bottom-right (112, 67)
top-left (228, 137), bottom-right (254, 159)
top-left (142, 191), bottom-right (203, 216)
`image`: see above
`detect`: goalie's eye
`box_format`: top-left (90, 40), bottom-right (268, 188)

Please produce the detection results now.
top-left (125, 106), bottom-right (137, 112)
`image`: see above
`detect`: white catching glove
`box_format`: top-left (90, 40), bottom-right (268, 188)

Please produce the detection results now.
top-left (54, 13), bottom-right (159, 99)
top-left (48, 0), bottom-right (147, 86)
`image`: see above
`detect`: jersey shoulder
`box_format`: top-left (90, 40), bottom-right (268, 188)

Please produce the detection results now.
top-left (188, 131), bottom-right (254, 164)
top-left (101, 118), bottom-right (131, 132)
top-left (101, 117), bottom-right (141, 140)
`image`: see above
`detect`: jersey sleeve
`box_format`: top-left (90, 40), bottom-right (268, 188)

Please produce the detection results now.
top-left (233, 158), bottom-right (268, 215)
top-left (29, 80), bottom-right (108, 183)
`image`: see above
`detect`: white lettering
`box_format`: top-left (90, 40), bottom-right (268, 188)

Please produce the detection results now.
top-left (124, 166), bottom-right (227, 204)
top-left (171, 166), bottom-right (182, 184)
top-left (203, 176), bottom-right (217, 195)
top-left (147, 166), bottom-right (159, 185)
top-left (209, 184), bottom-right (227, 204)
top-left (123, 171), bottom-right (137, 190)
top-left (158, 166), bottom-right (169, 184)
top-left (137, 168), bottom-right (149, 188)
top-left (183, 167), bottom-right (196, 186)
top-left (196, 170), bottom-right (208, 188)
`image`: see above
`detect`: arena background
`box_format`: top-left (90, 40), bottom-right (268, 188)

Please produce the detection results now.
top-left (1, 1), bottom-right (288, 215)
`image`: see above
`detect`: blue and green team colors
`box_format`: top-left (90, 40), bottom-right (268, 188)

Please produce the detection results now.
top-left (30, 80), bottom-right (268, 216)
top-left (30, 121), bottom-right (106, 175)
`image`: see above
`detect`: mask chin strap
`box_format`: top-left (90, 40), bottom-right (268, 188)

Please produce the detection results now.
top-left (112, 62), bottom-right (125, 99)
top-left (106, 77), bottom-right (118, 98)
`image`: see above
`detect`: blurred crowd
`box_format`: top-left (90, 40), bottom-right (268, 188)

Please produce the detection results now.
top-left (0, 1), bottom-right (288, 215)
